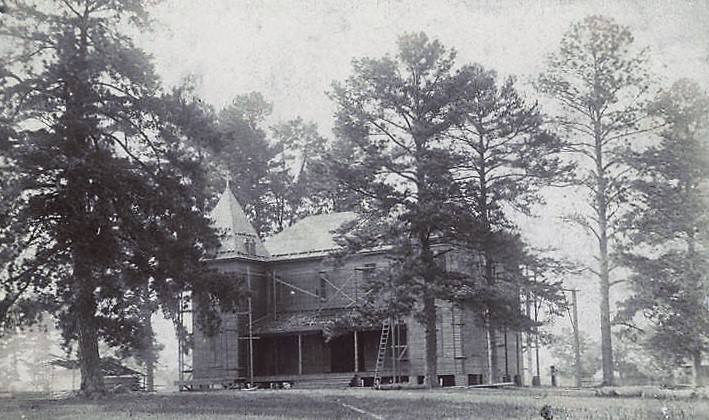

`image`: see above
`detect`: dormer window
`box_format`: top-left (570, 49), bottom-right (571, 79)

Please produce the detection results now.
top-left (244, 237), bottom-right (257, 255)
top-left (318, 272), bottom-right (328, 301)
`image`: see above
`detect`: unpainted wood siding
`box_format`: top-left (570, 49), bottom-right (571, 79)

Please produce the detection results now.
top-left (192, 259), bottom-right (267, 380)
top-left (404, 301), bottom-right (522, 385)
top-left (267, 253), bottom-right (388, 314)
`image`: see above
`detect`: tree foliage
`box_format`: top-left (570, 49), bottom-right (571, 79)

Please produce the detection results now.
top-left (0, 0), bottom-right (243, 397)
top-left (215, 92), bottom-right (274, 235)
top-left (537, 15), bottom-right (655, 386)
top-left (330, 32), bottom-right (479, 388)
top-left (266, 118), bottom-right (331, 232)
top-left (618, 79), bottom-right (709, 386)
top-left (550, 328), bottom-right (601, 380)
top-left (452, 65), bottom-right (570, 381)
top-left (330, 32), bottom-right (565, 387)
top-left (213, 95), bottom-right (336, 236)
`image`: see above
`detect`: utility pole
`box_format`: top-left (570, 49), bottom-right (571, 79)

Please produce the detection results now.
top-left (563, 287), bottom-right (583, 388)
top-left (177, 291), bottom-right (187, 389)
top-left (525, 291), bottom-right (534, 386)
top-left (533, 293), bottom-right (540, 386)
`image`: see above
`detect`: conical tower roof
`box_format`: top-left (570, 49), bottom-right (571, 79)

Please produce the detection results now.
top-left (209, 187), bottom-right (269, 260)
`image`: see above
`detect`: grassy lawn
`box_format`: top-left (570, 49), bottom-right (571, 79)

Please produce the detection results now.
top-left (1, 387), bottom-right (707, 420)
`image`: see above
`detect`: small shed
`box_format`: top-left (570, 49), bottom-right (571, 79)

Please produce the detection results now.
top-left (51, 357), bottom-right (144, 391)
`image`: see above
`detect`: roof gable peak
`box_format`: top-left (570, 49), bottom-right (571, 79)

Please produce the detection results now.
top-left (209, 187), bottom-right (269, 259)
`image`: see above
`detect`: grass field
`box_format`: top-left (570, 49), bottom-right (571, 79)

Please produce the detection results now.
top-left (1, 387), bottom-right (707, 420)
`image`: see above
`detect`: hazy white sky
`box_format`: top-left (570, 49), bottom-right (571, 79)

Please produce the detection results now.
top-left (140, 0), bottom-right (709, 132)
top-left (139, 0), bottom-right (709, 367)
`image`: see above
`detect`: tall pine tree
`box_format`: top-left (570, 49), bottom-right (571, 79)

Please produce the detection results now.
top-left (537, 15), bottom-right (655, 385)
top-left (266, 118), bottom-right (330, 232)
top-left (330, 32), bottom-right (564, 388)
top-left (330, 32), bottom-right (478, 388)
top-left (453, 65), bottom-right (569, 382)
top-left (0, 0), bottom-right (242, 396)
top-left (618, 79), bottom-right (709, 387)
top-left (215, 92), bottom-right (274, 235)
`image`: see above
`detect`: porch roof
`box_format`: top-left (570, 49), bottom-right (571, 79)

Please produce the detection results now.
top-left (252, 309), bottom-right (377, 335)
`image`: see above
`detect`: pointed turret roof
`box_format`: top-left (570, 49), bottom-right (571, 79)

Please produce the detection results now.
top-left (209, 187), bottom-right (269, 260)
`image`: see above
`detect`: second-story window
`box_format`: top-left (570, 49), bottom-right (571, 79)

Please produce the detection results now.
top-left (318, 273), bottom-right (328, 301)
top-left (362, 263), bottom-right (376, 282)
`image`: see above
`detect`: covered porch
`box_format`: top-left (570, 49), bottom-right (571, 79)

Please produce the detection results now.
top-left (252, 329), bottom-right (382, 377)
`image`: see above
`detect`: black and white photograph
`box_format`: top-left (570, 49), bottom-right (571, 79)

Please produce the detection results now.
top-left (0, 0), bottom-right (708, 418)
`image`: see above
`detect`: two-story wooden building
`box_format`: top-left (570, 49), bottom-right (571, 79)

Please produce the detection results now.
top-left (178, 187), bottom-right (524, 389)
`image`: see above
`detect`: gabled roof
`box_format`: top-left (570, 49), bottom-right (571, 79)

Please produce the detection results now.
top-left (209, 187), bottom-right (269, 260)
top-left (206, 187), bottom-right (359, 262)
top-left (51, 357), bottom-right (142, 377)
top-left (264, 212), bottom-right (358, 259)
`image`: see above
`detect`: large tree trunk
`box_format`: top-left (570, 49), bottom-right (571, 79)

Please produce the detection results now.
top-left (595, 126), bottom-right (614, 387)
top-left (146, 351), bottom-right (155, 392)
top-left (484, 257), bottom-right (499, 384)
top-left (486, 312), bottom-right (499, 384)
top-left (422, 294), bottom-right (439, 389)
top-left (75, 268), bottom-right (105, 397)
top-left (599, 247), bottom-right (614, 386)
top-left (140, 297), bottom-right (156, 392)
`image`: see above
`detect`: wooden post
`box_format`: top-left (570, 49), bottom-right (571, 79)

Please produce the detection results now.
top-left (525, 291), bottom-right (534, 386)
top-left (486, 311), bottom-right (493, 384)
top-left (516, 332), bottom-right (521, 385)
top-left (235, 315), bottom-right (240, 381)
top-left (272, 272), bottom-right (277, 319)
top-left (247, 265), bottom-right (255, 385)
top-left (298, 334), bottom-right (303, 375)
top-left (177, 292), bottom-right (184, 387)
top-left (534, 294), bottom-right (541, 384)
top-left (451, 309), bottom-right (458, 379)
top-left (354, 331), bottom-right (359, 372)
top-left (504, 326), bottom-right (509, 381)
top-left (391, 318), bottom-right (397, 383)
top-left (571, 288), bottom-right (582, 388)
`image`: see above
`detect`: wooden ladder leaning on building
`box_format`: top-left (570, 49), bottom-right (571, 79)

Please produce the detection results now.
top-left (373, 318), bottom-right (391, 389)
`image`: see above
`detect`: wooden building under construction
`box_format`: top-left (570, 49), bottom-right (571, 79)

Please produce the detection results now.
top-left (177, 187), bottom-right (525, 389)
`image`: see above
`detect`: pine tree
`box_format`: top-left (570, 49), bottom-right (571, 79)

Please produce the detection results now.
top-left (0, 0), bottom-right (242, 397)
top-left (330, 32), bottom-right (477, 388)
top-left (215, 92), bottom-right (274, 235)
top-left (618, 79), bottom-right (709, 387)
top-left (330, 32), bottom-right (565, 388)
top-left (537, 15), bottom-right (655, 386)
top-left (266, 118), bottom-right (330, 232)
top-left (454, 65), bottom-right (570, 382)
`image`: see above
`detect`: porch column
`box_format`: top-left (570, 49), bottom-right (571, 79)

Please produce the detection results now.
top-left (298, 334), bottom-right (303, 375)
top-left (247, 265), bottom-right (255, 384)
top-left (354, 331), bottom-right (359, 372)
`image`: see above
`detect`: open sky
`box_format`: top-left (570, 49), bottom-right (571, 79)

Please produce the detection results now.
top-left (140, 0), bottom-right (709, 131)
top-left (138, 0), bottom-right (709, 381)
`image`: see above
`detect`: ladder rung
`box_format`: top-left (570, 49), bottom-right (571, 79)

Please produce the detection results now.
top-left (373, 319), bottom-right (392, 388)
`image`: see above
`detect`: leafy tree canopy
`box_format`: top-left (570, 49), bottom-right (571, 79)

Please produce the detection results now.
top-left (618, 79), bottom-right (709, 385)
top-left (0, 0), bottom-right (244, 396)
top-left (330, 32), bottom-right (566, 386)
top-left (537, 14), bottom-right (656, 386)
